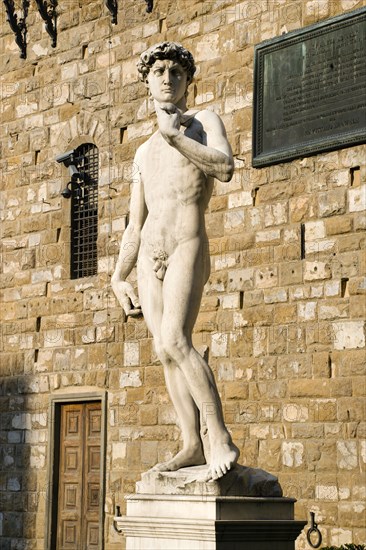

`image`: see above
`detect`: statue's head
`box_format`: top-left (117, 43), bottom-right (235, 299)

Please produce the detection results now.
top-left (137, 42), bottom-right (196, 87)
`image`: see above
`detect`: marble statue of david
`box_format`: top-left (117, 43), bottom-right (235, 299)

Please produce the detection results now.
top-left (112, 42), bottom-right (239, 481)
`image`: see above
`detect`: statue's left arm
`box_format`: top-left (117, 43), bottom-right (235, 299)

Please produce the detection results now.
top-left (156, 103), bottom-right (234, 182)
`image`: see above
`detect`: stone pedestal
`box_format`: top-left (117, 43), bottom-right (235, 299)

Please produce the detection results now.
top-left (114, 465), bottom-right (307, 550)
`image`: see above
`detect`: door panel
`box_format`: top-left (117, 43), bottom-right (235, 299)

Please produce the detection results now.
top-left (83, 404), bottom-right (102, 549)
top-left (56, 402), bottom-right (102, 550)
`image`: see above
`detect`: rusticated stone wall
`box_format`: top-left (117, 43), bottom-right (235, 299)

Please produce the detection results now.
top-left (1, 1), bottom-right (365, 548)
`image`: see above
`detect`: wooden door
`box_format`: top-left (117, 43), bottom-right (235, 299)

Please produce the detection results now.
top-left (56, 402), bottom-right (102, 549)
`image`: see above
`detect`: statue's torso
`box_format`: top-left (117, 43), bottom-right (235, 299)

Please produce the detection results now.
top-left (139, 119), bottom-right (213, 258)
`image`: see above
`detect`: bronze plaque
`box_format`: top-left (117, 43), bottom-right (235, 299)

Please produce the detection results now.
top-left (253, 8), bottom-right (366, 167)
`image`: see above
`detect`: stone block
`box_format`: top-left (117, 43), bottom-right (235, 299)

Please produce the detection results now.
top-left (224, 381), bottom-right (248, 400)
top-left (122, 57), bottom-right (140, 85)
top-left (228, 268), bottom-right (254, 292)
top-left (283, 404), bottom-right (309, 423)
top-left (211, 332), bottom-right (228, 357)
top-left (140, 405), bottom-right (158, 426)
top-left (2, 512), bottom-right (23, 537)
top-left (120, 369), bottom-right (142, 388)
top-left (178, 20), bottom-right (200, 39)
top-left (229, 329), bottom-right (252, 358)
top-left (315, 484), bottom-right (338, 500)
top-left (330, 378), bottom-right (353, 397)
top-left (282, 441), bottom-right (304, 468)
top-left (127, 121), bottom-right (154, 141)
top-left (126, 442), bottom-right (141, 469)
top-left (222, 293), bottom-right (241, 309)
top-left (318, 189), bottom-right (346, 217)
top-left (337, 441), bottom-right (358, 471)
top-left (96, 326), bottom-right (115, 343)
top-left (279, 262), bottom-right (303, 286)
top-left (319, 301), bottom-right (349, 320)
top-left (139, 339), bottom-right (152, 365)
top-left (255, 266), bottom-right (278, 288)
top-left (224, 210), bottom-right (244, 232)
top-left (332, 320), bottom-right (365, 350)
top-left (312, 352), bottom-right (331, 378)
top-left (244, 304), bottom-right (274, 325)
top-left (256, 229), bottom-right (281, 245)
top-left (352, 377), bottom-right (366, 397)
top-left (196, 310), bottom-right (218, 333)
top-left (123, 343), bottom-right (140, 367)
top-left (278, 355), bottom-right (311, 380)
top-left (273, 304), bottom-right (297, 324)
top-left (243, 290), bottom-right (263, 307)
top-left (353, 528), bottom-right (366, 547)
top-left (297, 301), bottom-right (317, 321)
top-left (210, 195), bottom-right (228, 211)
top-left (337, 398), bottom-right (366, 422)
top-left (126, 387), bottom-right (144, 404)
top-left (289, 380), bottom-right (330, 398)
top-left (304, 261), bottom-right (331, 281)
top-left (289, 196), bottom-right (313, 223)
top-left (228, 191), bottom-right (252, 208)
top-left (195, 34), bottom-right (220, 61)
top-left (158, 404), bottom-right (177, 425)
top-left (338, 233), bottom-right (366, 253)
top-left (211, 252), bottom-right (240, 278)
top-left (354, 212), bottom-right (366, 231)
top-left (263, 202), bottom-right (288, 227)
top-left (324, 280), bottom-right (341, 297)
top-left (349, 277), bottom-right (366, 296)
top-left (140, 441), bottom-right (159, 469)
top-left (243, 246), bottom-right (275, 267)
top-left (263, 288), bottom-right (287, 303)
top-left (305, 221), bottom-right (325, 241)
top-left (325, 216), bottom-right (352, 235)
top-left (348, 184), bottom-right (366, 212)
top-left (291, 423), bottom-right (324, 439)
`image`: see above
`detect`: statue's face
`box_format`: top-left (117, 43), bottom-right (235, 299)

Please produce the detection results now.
top-left (146, 59), bottom-right (188, 105)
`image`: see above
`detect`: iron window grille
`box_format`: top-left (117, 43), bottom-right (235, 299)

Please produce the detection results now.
top-left (70, 143), bottom-right (99, 279)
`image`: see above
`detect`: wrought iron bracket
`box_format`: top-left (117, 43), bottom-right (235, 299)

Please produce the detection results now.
top-left (3, 0), bottom-right (30, 58)
top-left (105, 0), bottom-right (117, 24)
top-left (113, 506), bottom-right (123, 533)
top-left (35, 0), bottom-right (57, 48)
top-left (145, 0), bottom-right (153, 13)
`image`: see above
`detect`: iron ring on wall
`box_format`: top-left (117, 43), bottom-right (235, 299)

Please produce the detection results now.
top-left (307, 512), bottom-right (322, 548)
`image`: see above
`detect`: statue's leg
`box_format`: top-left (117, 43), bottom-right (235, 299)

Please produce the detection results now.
top-left (159, 362), bottom-right (206, 470)
top-left (137, 254), bottom-right (205, 470)
top-left (159, 238), bottom-right (239, 479)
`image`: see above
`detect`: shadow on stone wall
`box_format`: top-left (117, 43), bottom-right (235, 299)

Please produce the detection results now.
top-left (0, 372), bottom-right (48, 547)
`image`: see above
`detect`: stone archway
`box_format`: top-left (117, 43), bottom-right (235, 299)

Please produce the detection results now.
top-left (54, 110), bottom-right (109, 154)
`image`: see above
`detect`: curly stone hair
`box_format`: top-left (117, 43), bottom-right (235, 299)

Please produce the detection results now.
top-left (137, 41), bottom-right (196, 85)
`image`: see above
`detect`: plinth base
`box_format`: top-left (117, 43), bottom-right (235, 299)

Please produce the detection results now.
top-left (114, 466), bottom-right (306, 550)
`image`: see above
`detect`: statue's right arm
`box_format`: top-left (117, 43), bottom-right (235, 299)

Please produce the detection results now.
top-left (111, 147), bottom-right (147, 315)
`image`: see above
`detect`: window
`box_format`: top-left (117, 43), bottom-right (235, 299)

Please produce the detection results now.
top-left (71, 143), bottom-right (99, 279)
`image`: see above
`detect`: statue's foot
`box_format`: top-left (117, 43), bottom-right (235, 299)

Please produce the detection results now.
top-left (204, 441), bottom-right (239, 481)
top-left (151, 444), bottom-right (205, 472)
